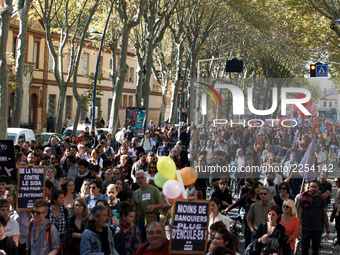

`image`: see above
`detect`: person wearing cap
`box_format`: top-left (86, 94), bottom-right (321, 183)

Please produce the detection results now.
top-left (156, 138), bottom-right (171, 158)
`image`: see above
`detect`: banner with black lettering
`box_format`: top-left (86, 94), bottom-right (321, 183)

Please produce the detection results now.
top-left (17, 166), bottom-right (45, 211)
top-left (169, 200), bottom-right (210, 254)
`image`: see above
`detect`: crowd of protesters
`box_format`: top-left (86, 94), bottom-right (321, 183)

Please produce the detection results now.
top-left (0, 120), bottom-right (339, 255)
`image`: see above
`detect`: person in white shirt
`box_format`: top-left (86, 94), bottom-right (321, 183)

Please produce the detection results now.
top-left (0, 198), bottom-right (19, 246)
top-left (209, 197), bottom-right (231, 232)
top-left (315, 146), bottom-right (326, 175)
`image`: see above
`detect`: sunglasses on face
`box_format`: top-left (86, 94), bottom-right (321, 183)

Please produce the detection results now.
top-left (32, 210), bottom-right (46, 216)
top-left (259, 193), bottom-right (268, 195)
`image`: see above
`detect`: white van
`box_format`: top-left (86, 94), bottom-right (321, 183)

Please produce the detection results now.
top-left (62, 124), bottom-right (96, 138)
top-left (7, 128), bottom-right (35, 145)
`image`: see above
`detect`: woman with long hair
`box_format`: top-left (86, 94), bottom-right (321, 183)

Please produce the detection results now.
top-left (208, 228), bottom-right (238, 255)
top-left (273, 182), bottom-right (293, 212)
top-left (144, 160), bottom-right (157, 185)
top-left (44, 179), bottom-right (55, 204)
top-left (113, 202), bottom-right (141, 255)
top-left (250, 205), bottom-right (286, 255)
top-left (46, 166), bottom-right (59, 189)
top-left (209, 197), bottom-right (231, 232)
top-left (60, 178), bottom-right (77, 214)
top-left (114, 177), bottom-right (130, 202)
top-left (88, 148), bottom-right (103, 171)
top-left (279, 199), bottom-right (300, 255)
top-left (66, 198), bottom-right (89, 254)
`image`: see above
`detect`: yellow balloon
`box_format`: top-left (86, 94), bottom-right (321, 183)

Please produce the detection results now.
top-left (157, 156), bottom-right (176, 180)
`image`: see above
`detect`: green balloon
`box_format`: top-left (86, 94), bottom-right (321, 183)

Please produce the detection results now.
top-left (154, 172), bottom-right (168, 188)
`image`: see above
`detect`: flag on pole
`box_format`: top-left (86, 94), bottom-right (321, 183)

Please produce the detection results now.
top-left (321, 121), bottom-right (325, 132)
top-left (301, 136), bottom-right (317, 181)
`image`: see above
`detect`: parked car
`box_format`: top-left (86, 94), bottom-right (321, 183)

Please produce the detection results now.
top-left (62, 124), bottom-right (95, 139)
top-left (7, 128), bottom-right (35, 145)
top-left (35, 133), bottom-right (63, 146)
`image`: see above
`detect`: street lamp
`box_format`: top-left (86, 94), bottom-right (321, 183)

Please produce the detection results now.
top-left (178, 28), bottom-right (208, 138)
top-left (90, 0), bottom-right (116, 131)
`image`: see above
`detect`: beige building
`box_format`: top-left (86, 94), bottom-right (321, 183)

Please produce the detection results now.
top-left (6, 15), bottom-right (162, 133)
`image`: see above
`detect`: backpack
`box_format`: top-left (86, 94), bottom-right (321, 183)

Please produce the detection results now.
top-left (26, 221), bottom-right (63, 255)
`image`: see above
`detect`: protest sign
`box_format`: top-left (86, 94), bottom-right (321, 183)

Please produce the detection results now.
top-left (169, 200), bottom-right (210, 254)
top-left (0, 140), bottom-right (16, 181)
top-left (17, 166), bottom-right (45, 211)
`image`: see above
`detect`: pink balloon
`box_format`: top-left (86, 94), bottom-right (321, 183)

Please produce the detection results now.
top-left (163, 180), bottom-right (182, 199)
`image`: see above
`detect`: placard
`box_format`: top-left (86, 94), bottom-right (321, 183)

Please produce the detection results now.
top-left (169, 200), bottom-right (210, 254)
top-left (0, 140), bottom-right (16, 181)
top-left (17, 166), bottom-right (45, 211)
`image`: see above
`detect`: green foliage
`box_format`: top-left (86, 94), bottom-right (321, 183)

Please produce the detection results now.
top-left (81, 72), bottom-right (104, 121)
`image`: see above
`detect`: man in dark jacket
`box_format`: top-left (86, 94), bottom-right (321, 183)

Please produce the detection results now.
top-left (74, 159), bottom-right (95, 193)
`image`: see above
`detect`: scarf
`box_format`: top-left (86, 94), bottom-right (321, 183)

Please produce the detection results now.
top-left (119, 220), bottom-right (131, 231)
top-left (78, 169), bottom-right (89, 178)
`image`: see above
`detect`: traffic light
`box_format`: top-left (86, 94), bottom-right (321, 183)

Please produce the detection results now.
top-left (310, 64), bottom-right (316, 77)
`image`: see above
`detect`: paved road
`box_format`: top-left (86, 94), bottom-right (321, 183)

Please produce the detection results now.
top-left (208, 161), bottom-right (340, 255)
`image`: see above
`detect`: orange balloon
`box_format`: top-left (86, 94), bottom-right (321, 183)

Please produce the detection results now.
top-left (178, 167), bottom-right (198, 186)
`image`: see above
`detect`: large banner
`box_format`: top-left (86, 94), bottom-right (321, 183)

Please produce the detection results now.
top-left (169, 200), bottom-right (210, 254)
top-left (125, 107), bottom-right (147, 138)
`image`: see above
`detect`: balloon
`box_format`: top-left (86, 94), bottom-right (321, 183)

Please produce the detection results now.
top-left (177, 167), bottom-right (198, 186)
top-left (154, 172), bottom-right (168, 188)
top-left (168, 193), bottom-right (183, 205)
top-left (157, 156), bottom-right (176, 180)
top-left (163, 180), bottom-right (181, 199)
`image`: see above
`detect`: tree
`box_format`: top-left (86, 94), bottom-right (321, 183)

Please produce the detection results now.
top-left (108, 0), bottom-right (146, 135)
top-left (69, 0), bottom-right (100, 136)
top-left (33, 0), bottom-right (100, 133)
top-left (0, 0), bottom-right (13, 139)
top-left (11, 0), bottom-right (33, 127)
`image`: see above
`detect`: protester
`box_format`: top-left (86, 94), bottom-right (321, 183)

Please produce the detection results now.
top-left (209, 197), bottom-right (231, 231)
top-left (298, 180), bottom-right (330, 255)
top-left (279, 199), bottom-right (300, 255)
top-left (135, 222), bottom-right (170, 255)
top-left (0, 198), bottom-right (19, 246)
top-left (80, 205), bottom-right (119, 255)
top-left (27, 199), bottom-right (60, 255)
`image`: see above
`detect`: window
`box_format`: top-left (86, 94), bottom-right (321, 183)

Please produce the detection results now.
top-left (129, 67), bottom-right (134, 82)
top-left (335, 102), bottom-right (338, 108)
top-left (108, 98), bottom-right (112, 120)
top-left (100, 56), bottom-right (103, 75)
top-left (83, 53), bottom-right (89, 76)
top-left (65, 96), bottom-right (72, 120)
top-left (48, 94), bottom-right (56, 117)
top-left (329, 102), bottom-right (332, 107)
top-left (67, 53), bottom-right (71, 72)
top-left (129, 95), bottom-right (133, 107)
top-left (123, 95), bottom-right (128, 107)
top-left (120, 96), bottom-right (123, 107)
top-left (109, 59), bottom-right (113, 80)
top-left (324, 101), bottom-right (327, 107)
top-left (80, 100), bottom-right (86, 120)
top-left (33, 41), bottom-right (40, 69)
top-left (125, 66), bottom-right (129, 81)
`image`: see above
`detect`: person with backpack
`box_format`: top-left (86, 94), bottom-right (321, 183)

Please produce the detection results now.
top-left (141, 131), bottom-right (154, 153)
top-left (48, 190), bottom-right (70, 252)
top-left (27, 199), bottom-right (60, 255)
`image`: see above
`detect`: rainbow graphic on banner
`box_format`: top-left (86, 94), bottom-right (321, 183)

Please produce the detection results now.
top-left (196, 82), bottom-right (222, 107)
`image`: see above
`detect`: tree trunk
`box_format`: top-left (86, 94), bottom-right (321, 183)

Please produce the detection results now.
top-left (55, 86), bottom-right (67, 132)
top-left (0, 0), bottom-right (12, 138)
top-left (135, 57), bottom-right (144, 107)
top-left (109, 26), bottom-right (130, 135)
top-left (169, 43), bottom-right (184, 124)
top-left (12, 0), bottom-right (32, 127)
top-left (158, 82), bottom-right (169, 127)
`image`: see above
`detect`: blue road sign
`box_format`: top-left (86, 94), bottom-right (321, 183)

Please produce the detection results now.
top-left (316, 65), bottom-right (328, 77)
